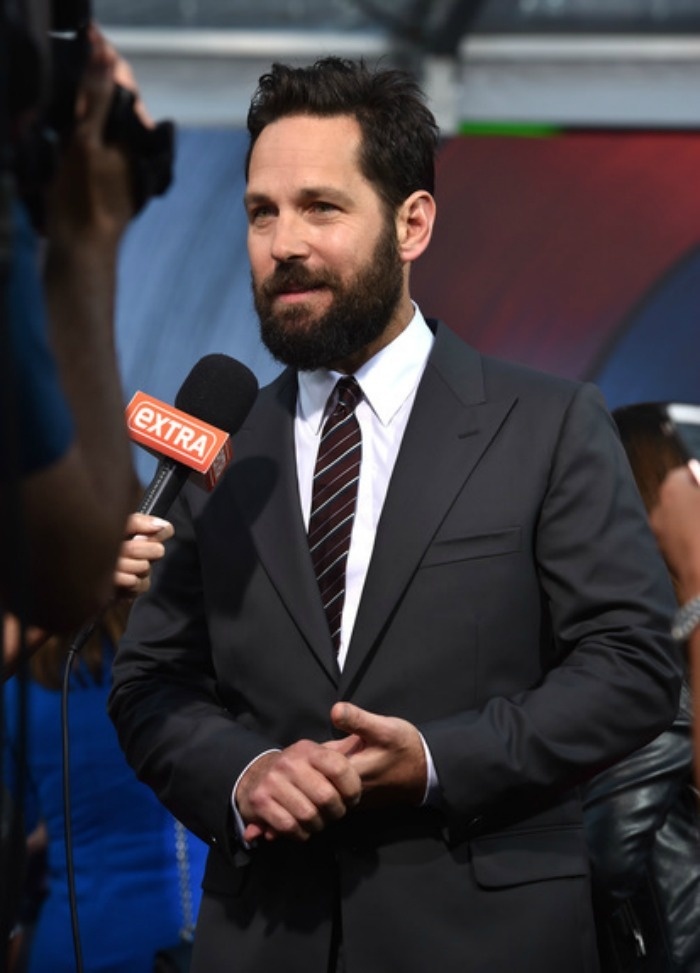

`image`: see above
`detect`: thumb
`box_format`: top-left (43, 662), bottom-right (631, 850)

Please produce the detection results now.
top-left (331, 702), bottom-right (381, 741)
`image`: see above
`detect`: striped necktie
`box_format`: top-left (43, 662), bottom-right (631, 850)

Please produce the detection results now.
top-left (308, 377), bottom-right (363, 654)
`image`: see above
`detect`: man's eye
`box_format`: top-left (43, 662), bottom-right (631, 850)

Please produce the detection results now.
top-left (249, 206), bottom-right (274, 223)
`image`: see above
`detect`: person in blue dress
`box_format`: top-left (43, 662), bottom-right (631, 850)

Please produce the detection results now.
top-left (4, 513), bottom-right (208, 973)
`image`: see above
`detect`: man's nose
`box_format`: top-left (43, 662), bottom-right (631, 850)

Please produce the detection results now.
top-left (270, 212), bottom-right (310, 263)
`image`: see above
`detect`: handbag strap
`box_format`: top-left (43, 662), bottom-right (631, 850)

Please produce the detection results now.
top-left (173, 818), bottom-right (195, 943)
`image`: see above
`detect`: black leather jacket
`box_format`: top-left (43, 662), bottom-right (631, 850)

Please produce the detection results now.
top-left (583, 682), bottom-right (700, 972)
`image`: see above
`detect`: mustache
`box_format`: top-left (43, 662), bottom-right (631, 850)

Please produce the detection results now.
top-left (260, 263), bottom-right (337, 298)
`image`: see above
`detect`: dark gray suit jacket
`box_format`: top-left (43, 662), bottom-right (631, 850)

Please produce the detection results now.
top-left (109, 322), bottom-right (681, 973)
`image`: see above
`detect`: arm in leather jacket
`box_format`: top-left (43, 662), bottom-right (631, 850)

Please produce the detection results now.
top-left (583, 680), bottom-right (693, 899)
top-left (582, 681), bottom-right (700, 971)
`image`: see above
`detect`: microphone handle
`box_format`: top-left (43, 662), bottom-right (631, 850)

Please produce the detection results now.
top-left (138, 457), bottom-right (190, 519)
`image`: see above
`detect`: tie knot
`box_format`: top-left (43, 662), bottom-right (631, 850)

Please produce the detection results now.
top-left (333, 376), bottom-right (362, 417)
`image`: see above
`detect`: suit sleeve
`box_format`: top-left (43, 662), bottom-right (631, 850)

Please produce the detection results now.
top-left (420, 381), bottom-right (682, 821)
top-left (107, 488), bottom-right (276, 860)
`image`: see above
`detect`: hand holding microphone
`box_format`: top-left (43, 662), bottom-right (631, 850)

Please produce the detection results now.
top-left (69, 354), bottom-right (258, 654)
top-left (112, 514), bottom-right (175, 600)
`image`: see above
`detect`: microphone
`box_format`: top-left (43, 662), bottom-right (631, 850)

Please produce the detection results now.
top-left (67, 356), bottom-right (257, 657)
top-left (125, 354), bottom-right (259, 519)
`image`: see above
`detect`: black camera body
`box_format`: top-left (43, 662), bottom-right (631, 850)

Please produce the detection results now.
top-left (8, 0), bottom-right (175, 224)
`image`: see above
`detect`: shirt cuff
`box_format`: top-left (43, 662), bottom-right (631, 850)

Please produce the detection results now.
top-left (419, 732), bottom-right (441, 806)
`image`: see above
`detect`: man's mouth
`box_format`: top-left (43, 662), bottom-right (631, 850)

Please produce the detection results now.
top-left (273, 281), bottom-right (328, 302)
top-left (280, 283), bottom-right (317, 294)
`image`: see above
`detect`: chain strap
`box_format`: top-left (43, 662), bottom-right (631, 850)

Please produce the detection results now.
top-left (671, 594), bottom-right (700, 642)
top-left (173, 818), bottom-right (196, 943)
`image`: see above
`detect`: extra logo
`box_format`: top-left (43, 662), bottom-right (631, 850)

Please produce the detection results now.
top-left (125, 392), bottom-right (232, 486)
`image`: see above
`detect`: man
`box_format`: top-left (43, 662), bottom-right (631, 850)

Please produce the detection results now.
top-left (108, 59), bottom-right (680, 973)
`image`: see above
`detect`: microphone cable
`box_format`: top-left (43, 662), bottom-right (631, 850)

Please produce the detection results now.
top-left (59, 619), bottom-right (97, 973)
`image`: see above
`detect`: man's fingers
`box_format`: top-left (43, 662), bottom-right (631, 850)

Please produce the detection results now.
top-left (239, 742), bottom-right (362, 843)
top-left (280, 746), bottom-right (361, 818)
top-left (323, 734), bottom-right (365, 757)
top-left (243, 823), bottom-right (265, 843)
top-left (308, 743), bottom-right (362, 804)
top-left (244, 779), bottom-right (328, 841)
top-left (244, 823), bottom-right (281, 843)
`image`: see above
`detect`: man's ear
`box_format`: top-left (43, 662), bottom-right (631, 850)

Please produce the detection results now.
top-left (396, 190), bottom-right (436, 264)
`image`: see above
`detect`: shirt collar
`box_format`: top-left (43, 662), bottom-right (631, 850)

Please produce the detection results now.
top-left (298, 306), bottom-right (434, 434)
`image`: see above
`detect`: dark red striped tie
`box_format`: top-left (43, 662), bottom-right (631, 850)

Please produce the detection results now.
top-left (308, 377), bottom-right (363, 654)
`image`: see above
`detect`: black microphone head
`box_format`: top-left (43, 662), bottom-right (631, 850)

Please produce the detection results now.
top-left (174, 354), bottom-right (258, 435)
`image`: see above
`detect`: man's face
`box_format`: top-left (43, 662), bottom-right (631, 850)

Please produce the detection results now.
top-left (245, 114), bottom-right (406, 371)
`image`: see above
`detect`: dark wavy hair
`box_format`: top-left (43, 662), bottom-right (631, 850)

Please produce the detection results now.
top-left (612, 402), bottom-right (686, 603)
top-left (612, 403), bottom-right (686, 515)
top-left (245, 57), bottom-right (440, 212)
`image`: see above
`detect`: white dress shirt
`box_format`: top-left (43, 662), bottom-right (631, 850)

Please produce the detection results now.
top-left (295, 307), bottom-right (434, 668)
top-left (232, 308), bottom-right (437, 830)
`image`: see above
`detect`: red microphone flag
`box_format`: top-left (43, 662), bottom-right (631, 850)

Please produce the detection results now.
top-left (125, 391), bottom-right (233, 490)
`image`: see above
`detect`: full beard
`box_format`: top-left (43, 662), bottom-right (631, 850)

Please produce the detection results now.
top-left (253, 222), bottom-right (404, 372)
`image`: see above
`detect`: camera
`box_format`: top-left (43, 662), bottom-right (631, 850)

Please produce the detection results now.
top-left (6, 0), bottom-right (175, 225)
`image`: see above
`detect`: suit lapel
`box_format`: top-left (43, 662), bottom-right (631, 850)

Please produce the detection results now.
top-left (228, 326), bottom-right (516, 691)
top-left (230, 369), bottom-right (339, 683)
top-left (340, 324), bottom-right (517, 693)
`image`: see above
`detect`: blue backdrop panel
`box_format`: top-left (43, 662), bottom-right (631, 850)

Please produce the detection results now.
top-left (115, 128), bottom-right (282, 481)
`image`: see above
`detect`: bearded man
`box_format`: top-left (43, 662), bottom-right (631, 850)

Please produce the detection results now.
top-left (109, 58), bottom-right (680, 973)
